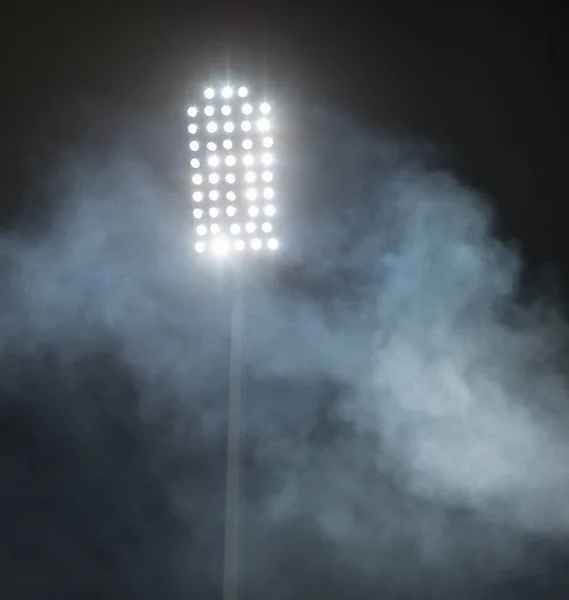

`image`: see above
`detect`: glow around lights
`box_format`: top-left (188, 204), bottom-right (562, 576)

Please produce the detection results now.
top-left (221, 86), bottom-right (233, 98)
top-left (192, 191), bottom-right (203, 202)
top-left (190, 141), bottom-right (199, 151)
top-left (245, 171), bottom-right (256, 183)
top-left (245, 222), bottom-right (256, 233)
top-left (207, 142), bottom-right (217, 151)
top-left (230, 224), bottom-right (241, 235)
top-left (243, 154), bottom-right (254, 166)
top-left (248, 206), bottom-right (259, 217)
top-left (195, 241), bottom-right (205, 253)
top-left (268, 238), bottom-right (278, 250)
top-left (242, 103), bottom-right (252, 115)
top-left (261, 222), bottom-right (272, 233)
top-left (196, 224), bottom-right (207, 236)
top-left (192, 174), bottom-right (202, 185)
top-left (263, 188), bottom-right (274, 199)
top-left (264, 204), bottom-right (275, 216)
top-left (261, 152), bottom-right (273, 165)
top-left (221, 105), bottom-right (231, 116)
top-left (225, 155), bottom-right (236, 166)
top-left (226, 206), bottom-right (237, 217)
top-left (212, 237), bottom-right (230, 255)
top-left (241, 121), bottom-right (252, 132)
top-left (246, 189), bottom-right (257, 201)
top-left (223, 122), bottom-right (234, 133)
top-left (188, 124), bottom-right (198, 134)
top-left (242, 139), bottom-right (253, 150)
top-left (209, 190), bottom-right (219, 201)
top-left (193, 208), bottom-right (203, 219)
top-left (209, 173), bottom-right (219, 184)
top-left (237, 87), bottom-right (248, 97)
top-left (209, 207), bottom-right (220, 218)
top-left (226, 191), bottom-right (236, 201)
top-left (260, 102), bottom-right (271, 114)
top-left (210, 223), bottom-right (220, 234)
top-left (262, 170), bottom-right (273, 182)
top-left (190, 158), bottom-right (200, 168)
top-left (225, 173), bottom-right (236, 184)
top-left (204, 105), bottom-right (214, 116)
top-left (235, 239), bottom-right (245, 251)
top-left (257, 118), bottom-right (270, 131)
top-left (251, 238), bottom-right (262, 250)
top-left (204, 88), bottom-right (215, 99)
top-left (187, 106), bottom-right (198, 117)
top-left (223, 139), bottom-right (233, 150)
top-left (208, 155), bottom-right (220, 167)
top-left (207, 122), bottom-right (218, 133)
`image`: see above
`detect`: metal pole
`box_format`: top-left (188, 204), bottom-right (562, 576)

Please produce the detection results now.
top-left (223, 266), bottom-right (244, 600)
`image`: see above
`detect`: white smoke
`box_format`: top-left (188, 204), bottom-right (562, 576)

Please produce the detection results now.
top-left (349, 169), bottom-right (569, 535)
top-left (2, 112), bottom-right (569, 596)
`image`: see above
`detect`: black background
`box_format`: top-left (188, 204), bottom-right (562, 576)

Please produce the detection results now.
top-left (2, 1), bottom-right (569, 598)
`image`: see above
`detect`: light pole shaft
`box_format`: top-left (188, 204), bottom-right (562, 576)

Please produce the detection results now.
top-left (223, 271), bottom-right (244, 600)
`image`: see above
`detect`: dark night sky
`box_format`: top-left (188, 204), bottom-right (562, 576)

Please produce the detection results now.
top-left (2, 2), bottom-right (569, 599)
top-left (2, 2), bottom-right (568, 268)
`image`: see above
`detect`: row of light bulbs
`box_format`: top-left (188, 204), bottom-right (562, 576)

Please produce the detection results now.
top-left (192, 176), bottom-right (274, 194)
top-left (190, 153), bottom-right (273, 171)
top-left (194, 205), bottom-right (274, 219)
top-left (188, 118), bottom-right (269, 135)
top-left (192, 188), bottom-right (274, 202)
top-left (188, 137), bottom-right (273, 153)
top-left (191, 168), bottom-right (272, 187)
top-left (188, 102), bottom-right (270, 118)
top-left (192, 173), bottom-right (273, 186)
top-left (189, 138), bottom-right (272, 152)
top-left (195, 237), bottom-right (278, 253)
top-left (205, 86), bottom-right (249, 99)
top-left (190, 155), bottom-right (273, 178)
top-left (196, 221), bottom-right (272, 235)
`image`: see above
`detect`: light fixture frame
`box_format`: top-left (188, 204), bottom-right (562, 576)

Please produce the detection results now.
top-left (187, 84), bottom-right (278, 255)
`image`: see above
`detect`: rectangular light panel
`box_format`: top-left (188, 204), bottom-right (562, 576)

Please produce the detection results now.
top-left (187, 84), bottom-right (277, 255)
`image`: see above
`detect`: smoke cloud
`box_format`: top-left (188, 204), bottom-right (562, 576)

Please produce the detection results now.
top-left (2, 109), bottom-right (569, 598)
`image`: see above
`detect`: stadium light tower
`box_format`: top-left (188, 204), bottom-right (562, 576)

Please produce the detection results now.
top-left (187, 83), bottom-right (278, 257)
top-left (187, 82), bottom-right (278, 600)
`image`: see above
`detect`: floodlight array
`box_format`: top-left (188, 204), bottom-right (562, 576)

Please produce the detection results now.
top-left (187, 84), bottom-right (278, 255)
